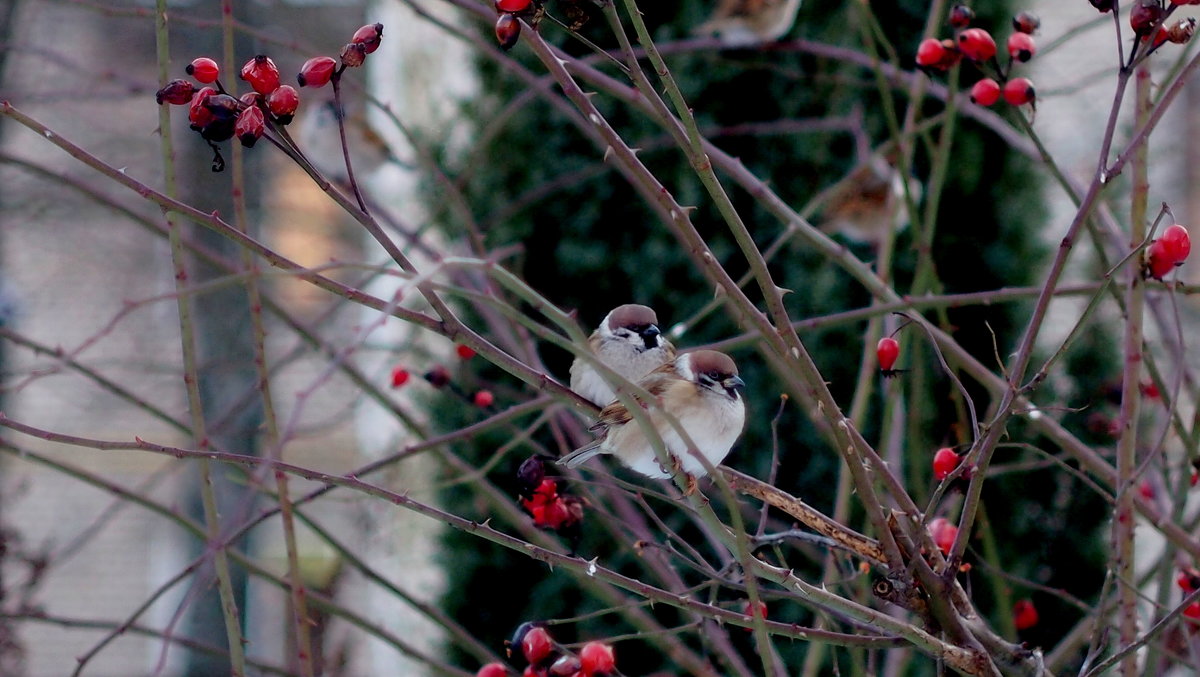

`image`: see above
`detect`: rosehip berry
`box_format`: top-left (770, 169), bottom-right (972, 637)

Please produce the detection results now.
top-left (474, 390), bottom-right (495, 407)
top-left (1144, 26), bottom-right (1170, 48)
top-left (497, 0), bottom-right (533, 11)
top-left (351, 22), bottom-right (385, 54)
top-left (1160, 224), bottom-right (1191, 264)
top-left (1007, 32), bottom-right (1036, 62)
top-left (496, 13), bottom-right (521, 50)
top-left (1090, 0), bottom-right (1114, 11)
top-left (340, 41), bottom-right (367, 68)
top-left (240, 54), bottom-right (281, 95)
top-left (156, 79), bottom-right (196, 105)
top-left (1130, 0), bottom-right (1164, 36)
top-left (1178, 568), bottom-right (1200, 592)
top-left (456, 344), bottom-right (477, 359)
top-left (549, 655), bottom-right (581, 677)
top-left (297, 56), bottom-right (337, 88)
top-left (235, 106), bottom-right (265, 148)
top-left (1171, 0), bottom-right (1200, 5)
top-left (424, 364), bottom-right (451, 387)
top-left (521, 626), bottom-right (554, 665)
top-left (743, 599), bottom-right (768, 620)
top-left (186, 57), bottom-right (220, 84)
top-left (916, 38), bottom-right (948, 68)
top-left (1185, 602), bottom-right (1200, 626)
top-left (266, 85), bottom-right (299, 124)
top-left (1147, 240), bottom-right (1177, 280)
top-left (578, 641), bottom-right (615, 676)
top-left (1012, 11), bottom-right (1040, 34)
top-left (957, 28), bottom-right (997, 61)
top-left (876, 337), bottom-right (899, 372)
top-left (1013, 599), bottom-right (1039, 631)
top-left (928, 517), bottom-right (958, 555)
top-left (522, 667), bottom-right (544, 677)
top-left (390, 366), bottom-right (410, 388)
top-left (1168, 17), bottom-right (1198, 43)
top-left (476, 664), bottom-right (508, 677)
top-left (933, 447), bottom-right (960, 481)
top-left (1193, 469), bottom-right (1199, 487)
top-left (1140, 380), bottom-right (1160, 399)
top-left (1003, 77), bottom-right (1036, 106)
top-left (1139, 480), bottom-right (1155, 500)
top-left (188, 87), bottom-right (218, 129)
top-left (948, 4), bottom-right (974, 29)
top-left (970, 78), bottom-right (1001, 106)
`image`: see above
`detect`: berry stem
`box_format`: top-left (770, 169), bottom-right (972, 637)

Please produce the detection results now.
top-left (330, 73), bottom-right (370, 215)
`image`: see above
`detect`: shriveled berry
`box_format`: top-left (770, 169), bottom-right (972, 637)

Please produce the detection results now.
top-left (876, 337), bottom-right (899, 372)
top-left (496, 13), bottom-right (521, 50)
top-left (1007, 32), bottom-right (1036, 62)
top-left (240, 54), bottom-right (281, 95)
top-left (188, 87), bottom-right (217, 128)
top-left (266, 85), bottom-right (299, 124)
top-left (476, 664), bottom-right (508, 677)
top-left (297, 56), bottom-right (337, 88)
top-left (970, 78), bottom-right (1001, 106)
top-left (933, 447), bottom-right (960, 481)
top-left (1130, 0), bottom-right (1164, 36)
top-left (351, 22), bottom-right (385, 54)
top-left (521, 626), bottom-right (554, 665)
top-left (391, 366), bottom-right (410, 388)
top-left (948, 4), bottom-right (974, 28)
top-left (156, 79), bottom-right (196, 105)
top-left (497, 0), bottom-right (533, 11)
top-left (425, 364), bottom-right (451, 387)
top-left (186, 57), bottom-right (220, 84)
top-left (516, 455), bottom-right (546, 499)
top-left (1013, 599), bottom-right (1039, 631)
top-left (1147, 240), bottom-right (1177, 279)
top-left (928, 517), bottom-right (958, 555)
top-left (1003, 77), bottom-right (1036, 106)
top-left (957, 28), bottom-right (997, 61)
top-left (1012, 11), bottom-right (1040, 34)
top-left (235, 105), bottom-right (265, 147)
top-left (1168, 17), bottom-right (1198, 43)
top-left (578, 642), bottom-right (615, 676)
top-left (1090, 0), bottom-right (1115, 11)
top-left (340, 41), bottom-right (367, 68)
top-left (457, 344), bottom-right (477, 359)
top-left (474, 390), bottom-right (495, 407)
top-left (1160, 224), bottom-right (1192, 264)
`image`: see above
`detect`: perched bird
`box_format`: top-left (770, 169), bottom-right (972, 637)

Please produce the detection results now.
top-left (817, 153), bottom-right (920, 248)
top-left (569, 304), bottom-right (676, 407)
top-left (560, 350), bottom-right (747, 484)
top-left (693, 0), bottom-right (804, 46)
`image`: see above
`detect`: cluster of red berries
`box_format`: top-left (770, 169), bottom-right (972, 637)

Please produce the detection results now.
top-left (493, 0), bottom-right (538, 50)
top-left (1145, 223), bottom-right (1192, 280)
top-left (914, 5), bottom-right (1038, 108)
top-left (1092, 1), bottom-right (1197, 51)
top-left (390, 344), bottom-right (495, 408)
top-left (474, 623), bottom-right (616, 677)
top-left (154, 22), bottom-right (383, 171)
top-left (518, 456), bottom-right (585, 540)
top-left (1012, 599), bottom-right (1039, 631)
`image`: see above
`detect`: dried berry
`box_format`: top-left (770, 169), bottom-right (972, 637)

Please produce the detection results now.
top-left (496, 13), bottom-right (521, 50)
top-left (235, 105), bottom-right (265, 147)
top-left (156, 79), bottom-right (196, 105)
top-left (1168, 17), bottom-right (1198, 43)
top-left (297, 56), bottom-right (337, 88)
top-left (340, 41), bottom-right (367, 68)
top-left (1130, 0), bottom-right (1164, 36)
top-left (240, 54), bottom-right (281, 95)
top-left (1089, 0), bottom-right (1115, 12)
top-left (186, 57), bottom-right (220, 84)
top-left (188, 87), bottom-right (218, 129)
top-left (516, 455), bottom-right (546, 499)
top-left (351, 22), bottom-right (385, 54)
top-left (948, 4), bottom-right (975, 28)
top-left (1012, 11), bottom-right (1040, 34)
top-left (424, 364), bottom-right (451, 388)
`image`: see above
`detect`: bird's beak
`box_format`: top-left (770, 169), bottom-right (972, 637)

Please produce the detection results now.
top-left (724, 375), bottom-right (746, 391)
top-left (640, 324), bottom-right (661, 349)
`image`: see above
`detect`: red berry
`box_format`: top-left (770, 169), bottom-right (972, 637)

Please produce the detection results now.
top-left (1007, 33), bottom-right (1036, 62)
top-left (578, 642), bottom-right (615, 676)
top-left (477, 664), bottom-right (508, 677)
top-left (521, 626), bottom-right (554, 665)
top-left (1013, 599), bottom-right (1039, 631)
top-left (391, 367), bottom-right (410, 388)
top-left (1160, 224), bottom-right (1191, 264)
top-left (948, 4), bottom-right (974, 29)
top-left (928, 517), bottom-right (958, 555)
top-left (340, 41), bottom-right (367, 68)
top-left (1185, 602), bottom-right (1200, 625)
top-left (186, 57), bottom-right (220, 84)
top-left (876, 337), bottom-right (899, 372)
top-left (474, 390), bottom-right (495, 407)
top-left (933, 447), bottom-right (960, 481)
top-left (1012, 11), bottom-right (1040, 34)
top-left (1147, 240), bottom-right (1177, 280)
top-left (916, 38), bottom-right (948, 67)
top-left (957, 28), bottom-right (997, 61)
top-left (235, 106), bottom-right (265, 148)
top-left (1139, 480), bottom-right (1156, 500)
top-left (1003, 77), bottom-right (1036, 106)
top-left (457, 344), bottom-right (477, 359)
top-left (156, 79), bottom-right (196, 105)
top-left (1178, 569), bottom-right (1200, 592)
top-left (188, 86), bottom-right (218, 128)
top-left (1140, 380), bottom-right (1160, 399)
top-left (497, 0), bottom-right (533, 11)
top-left (297, 56), bottom-right (337, 88)
top-left (266, 85), bottom-right (299, 124)
top-left (1193, 470), bottom-right (1199, 487)
top-left (351, 22), bottom-right (385, 54)
top-left (970, 78), bottom-right (1001, 106)
top-left (496, 13), bottom-right (521, 50)
top-left (549, 655), bottom-right (582, 676)
top-left (240, 54), bottom-right (281, 95)
top-left (743, 599), bottom-right (768, 620)
top-left (1131, 0), bottom-right (1164, 36)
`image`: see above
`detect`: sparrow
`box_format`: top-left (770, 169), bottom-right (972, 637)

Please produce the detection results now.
top-left (693, 0), bottom-right (804, 46)
top-left (569, 304), bottom-right (676, 407)
top-left (559, 350), bottom-right (747, 484)
top-left (817, 153), bottom-right (921, 248)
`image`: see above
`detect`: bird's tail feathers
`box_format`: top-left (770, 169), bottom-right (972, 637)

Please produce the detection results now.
top-left (558, 442), bottom-right (604, 469)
